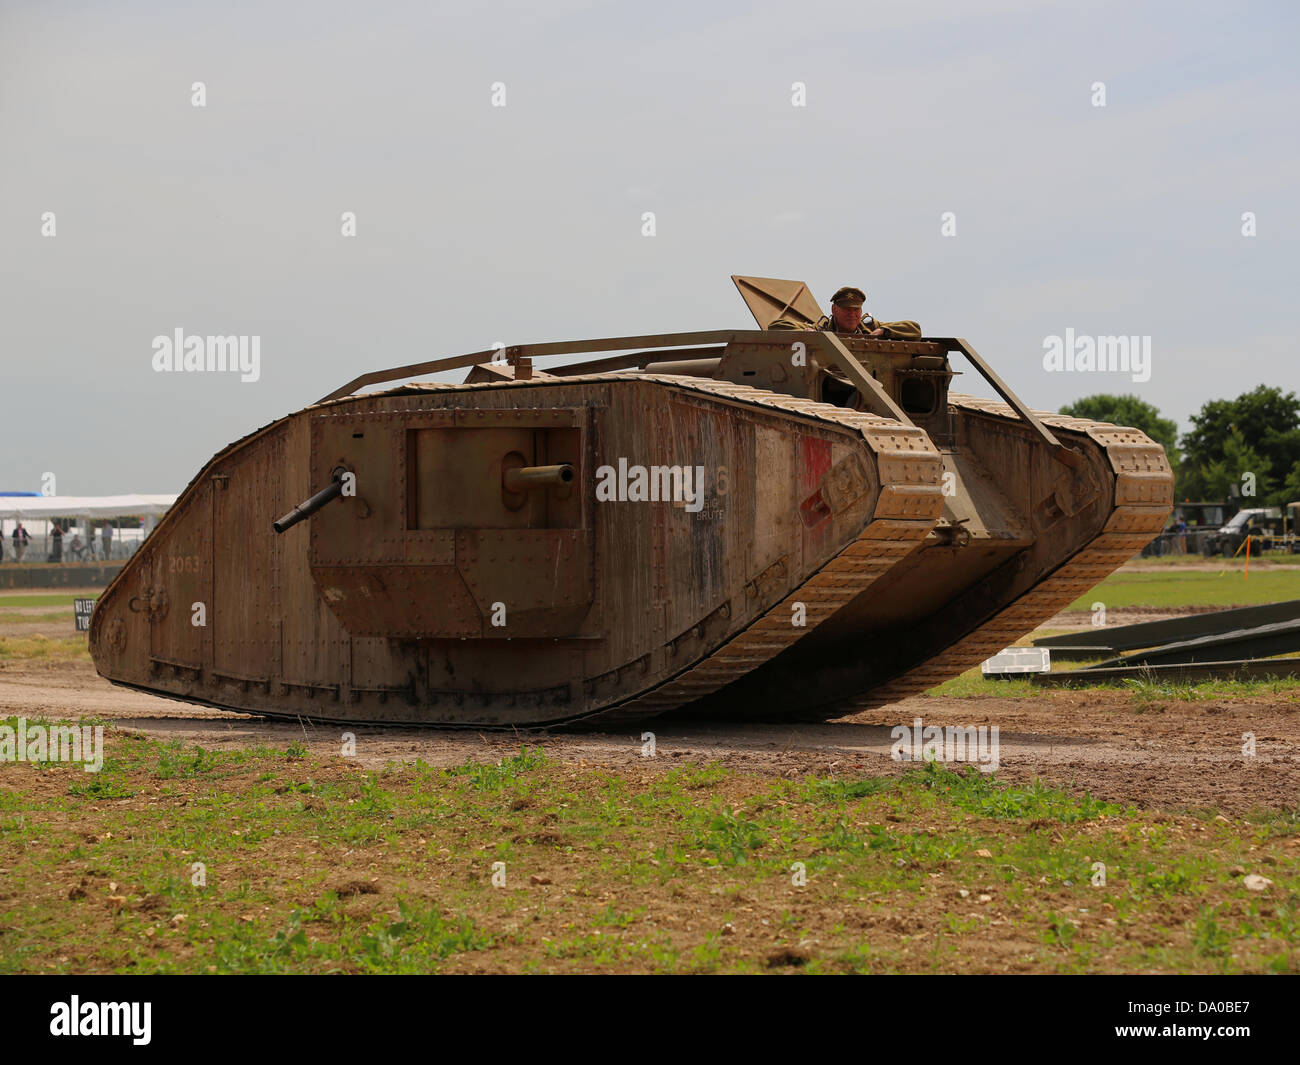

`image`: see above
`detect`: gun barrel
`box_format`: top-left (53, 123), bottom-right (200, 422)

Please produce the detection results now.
top-left (503, 464), bottom-right (575, 492)
top-left (273, 471), bottom-right (348, 534)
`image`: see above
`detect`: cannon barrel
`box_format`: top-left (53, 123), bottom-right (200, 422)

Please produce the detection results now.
top-left (503, 463), bottom-right (574, 492)
top-left (273, 469), bottom-right (349, 534)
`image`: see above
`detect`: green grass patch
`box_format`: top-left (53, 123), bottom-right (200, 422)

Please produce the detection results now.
top-left (1063, 675), bottom-right (1300, 701)
top-left (930, 662), bottom-right (1300, 699)
top-left (0, 594), bottom-right (94, 609)
top-left (1133, 553), bottom-right (1298, 567)
top-left (0, 611), bottom-right (75, 625)
top-left (0, 635), bottom-right (90, 662)
top-left (1, 731), bottom-right (1295, 975)
top-left (929, 668), bottom-right (1041, 698)
top-left (1065, 569), bottom-right (1300, 610)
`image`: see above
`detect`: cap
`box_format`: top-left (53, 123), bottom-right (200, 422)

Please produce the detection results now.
top-left (830, 286), bottom-right (866, 307)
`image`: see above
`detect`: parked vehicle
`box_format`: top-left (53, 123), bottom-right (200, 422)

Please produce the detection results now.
top-left (1141, 500), bottom-right (1239, 557)
top-left (1205, 507), bottom-right (1285, 556)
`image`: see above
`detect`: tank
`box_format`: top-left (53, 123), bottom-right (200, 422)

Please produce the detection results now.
top-left (90, 276), bottom-right (1174, 727)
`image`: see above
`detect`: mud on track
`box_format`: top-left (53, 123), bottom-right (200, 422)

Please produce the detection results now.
top-left (2, 661), bottom-right (1297, 817)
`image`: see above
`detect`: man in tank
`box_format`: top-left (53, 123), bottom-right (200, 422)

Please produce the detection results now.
top-left (770, 286), bottom-right (921, 339)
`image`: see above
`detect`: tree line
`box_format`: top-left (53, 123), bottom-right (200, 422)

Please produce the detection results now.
top-left (1059, 386), bottom-right (1300, 506)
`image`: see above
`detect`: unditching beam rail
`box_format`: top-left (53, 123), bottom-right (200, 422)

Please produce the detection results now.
top-left (1032, 657), bottom-right (1300, 686)
top-left (1033, 599), bottom-right (1300, 655)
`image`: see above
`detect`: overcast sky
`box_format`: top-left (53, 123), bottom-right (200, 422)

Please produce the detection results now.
top-left (1, 0), bottom-right (1296, 493)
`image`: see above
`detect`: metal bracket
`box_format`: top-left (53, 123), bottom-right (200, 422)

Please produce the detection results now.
top-left (816, 333), bottom-right (912, 424)
top-left (938, 337), bottom-right (1082, 470)
top-left (316, 330), bottom-right (768, 404)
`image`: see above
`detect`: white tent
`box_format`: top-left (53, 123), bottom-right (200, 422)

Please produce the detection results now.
top-left (0, 494), bottom-right (176, 519)
top-left (1, 495), bottom-right (177, 562)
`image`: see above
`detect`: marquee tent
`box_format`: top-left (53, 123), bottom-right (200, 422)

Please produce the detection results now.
top-left (0, 495), bottom-right (176, 519)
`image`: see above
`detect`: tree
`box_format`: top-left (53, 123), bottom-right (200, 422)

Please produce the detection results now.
top-left (1195, 428), bottom-right (1274, 502)
top-left (1283, 460), bottom-right (1300, 504)
top-left (1179, 386), bottom-right (1300, 504)
top-left (1059, 394), bottom-right (1181, 472)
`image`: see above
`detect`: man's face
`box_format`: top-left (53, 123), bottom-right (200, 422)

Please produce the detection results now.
top-left (831, 302), bottom-right (863, 332)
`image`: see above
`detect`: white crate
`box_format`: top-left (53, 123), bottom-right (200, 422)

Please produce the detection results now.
top-left (981, 647), bottom-right (1051, 675)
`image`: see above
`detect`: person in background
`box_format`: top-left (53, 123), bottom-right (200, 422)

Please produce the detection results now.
top-left (102, 524), bottom-right (113, 561)
top-left (13, 522), bottom-right (30, 562)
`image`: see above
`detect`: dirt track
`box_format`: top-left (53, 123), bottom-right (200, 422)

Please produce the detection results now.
top-left (2, 660), bottom-right (1296, 817)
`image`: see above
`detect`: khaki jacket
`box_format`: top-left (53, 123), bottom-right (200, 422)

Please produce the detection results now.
top-left (770, 314), bottom-right (922, 340)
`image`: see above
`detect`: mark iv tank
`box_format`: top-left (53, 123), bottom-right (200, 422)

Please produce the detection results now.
top-left (90, 276), bottom-right (1175, 727)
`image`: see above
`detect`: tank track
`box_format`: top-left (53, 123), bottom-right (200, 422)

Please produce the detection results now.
top-left (827, 395), bottom-right (1174, 715)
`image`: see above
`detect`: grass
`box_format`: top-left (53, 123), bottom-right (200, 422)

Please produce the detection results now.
top-left (931, 669), bottom-right (1041, 698)
top-left (0, 611), bottom-right (76, 625)
top-left (1065, 568), bottom-right (1300, 610)
top-left (0, 635), bottom-right (90, 662)
top-left (1134, 552), bottom-right (1298, 567)
top-left (931, 662), bottom-right (1300, 700)
top-left (0, 594), bottom-right (84, 649)
top-left (1053, 674), bottom-right (1300, 701)
top-left (1, 725), bottom-right (1296, 974)
top-left (0, 594), bottom-right (96, 609)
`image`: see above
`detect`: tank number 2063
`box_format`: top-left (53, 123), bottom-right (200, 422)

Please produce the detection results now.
top-left (168, 554), bottom-right (203, 574)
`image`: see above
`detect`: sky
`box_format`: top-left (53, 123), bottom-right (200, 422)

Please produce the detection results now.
top-left (1, 0), bottom-right (1296, 493)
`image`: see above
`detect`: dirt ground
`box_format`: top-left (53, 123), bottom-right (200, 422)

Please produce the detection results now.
top-left (2, 658), bottom-right (1296, 817)
top-left (1039, 606), bottom-right (1233, 630)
